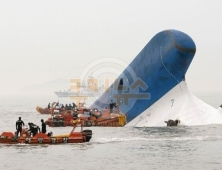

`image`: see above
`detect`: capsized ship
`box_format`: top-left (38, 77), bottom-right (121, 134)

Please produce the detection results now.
top-left (90, 29), bottom-right (222, 127)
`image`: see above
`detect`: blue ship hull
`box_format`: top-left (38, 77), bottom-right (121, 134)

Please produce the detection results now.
top-left (91, 30), bottom-right (196, 123)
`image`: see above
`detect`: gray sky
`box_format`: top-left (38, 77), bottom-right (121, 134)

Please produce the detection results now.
top-left (0, 0), bottom-right (222, 95)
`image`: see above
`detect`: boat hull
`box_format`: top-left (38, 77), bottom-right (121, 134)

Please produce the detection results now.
top-left (0, 130), bottom-right (92, 144)
top-left (90, 29), bottom-right (222, 127)
top-left (45, 108), bottom-right (126, 127)
top-left (45, 113), bottom-right (126, 127)
top-left (126, 81), bottom-right (222, 127)
top-left (36, 106), bottom-right (52, 114)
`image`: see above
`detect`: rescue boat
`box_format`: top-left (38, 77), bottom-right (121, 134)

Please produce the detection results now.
top-left (36, 106), bottom-right (52, 114)
top-left (36, 102), bottom-right (59, 114)
top-left (45, 108), bottom-right (126, 127)
top-left (0, 128), bottom-right (92, 144)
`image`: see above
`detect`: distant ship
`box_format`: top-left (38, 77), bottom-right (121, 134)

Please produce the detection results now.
top-left (54, 88), bottom-right (105, 98)
top-left (54, 76), bottom-right (106, 98)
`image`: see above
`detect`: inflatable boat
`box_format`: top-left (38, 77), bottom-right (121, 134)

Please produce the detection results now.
top-left (0, 128), bottom-right (92, 144)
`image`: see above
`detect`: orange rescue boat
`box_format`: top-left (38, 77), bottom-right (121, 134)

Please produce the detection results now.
top-left (45, 108), bottom-right (126, 127)
top-left (0, 127), bottom-right (92, 144)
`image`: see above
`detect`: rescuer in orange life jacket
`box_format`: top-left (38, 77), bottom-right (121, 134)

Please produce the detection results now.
top-left (70, 115), bottom-right (84, 133)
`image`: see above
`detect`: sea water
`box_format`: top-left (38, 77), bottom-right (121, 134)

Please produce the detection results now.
top-left (0, 92), bottom-right (222, 170)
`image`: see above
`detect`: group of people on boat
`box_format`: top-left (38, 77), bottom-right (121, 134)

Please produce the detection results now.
top-left (48, 102), bottom-right (77, 111)
top-left (16, 117), bottom-right (47, 137)
top-left (15, 115), bottom-right (83, 138)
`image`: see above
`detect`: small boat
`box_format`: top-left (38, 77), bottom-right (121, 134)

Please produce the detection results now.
top-left (36, 102), bottom-right (61, 114)
top-left (0, 127), bottom-right (92, 144)
top-left (36, 106), bottom-right (52, 114)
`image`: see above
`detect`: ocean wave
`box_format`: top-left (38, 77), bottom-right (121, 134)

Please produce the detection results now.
top-left (91, 135), bottom-right (222, 144)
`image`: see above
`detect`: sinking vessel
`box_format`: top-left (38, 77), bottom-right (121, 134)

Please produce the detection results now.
top-left (90, 29), bottom-right (222, 127)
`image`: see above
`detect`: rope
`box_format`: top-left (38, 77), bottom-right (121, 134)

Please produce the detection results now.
top-left (159, 46), bottom-right (182, 91)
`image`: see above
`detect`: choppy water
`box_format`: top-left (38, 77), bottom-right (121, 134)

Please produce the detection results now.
top-left (0, 92), bottom-right (222, 170)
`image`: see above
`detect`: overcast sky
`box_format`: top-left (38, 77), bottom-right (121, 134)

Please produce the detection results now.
top-left (0, 0), bottom-right (222, 95)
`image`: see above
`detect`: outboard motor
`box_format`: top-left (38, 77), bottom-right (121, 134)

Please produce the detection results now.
top-left (82, 129), bottom-right (92, 142)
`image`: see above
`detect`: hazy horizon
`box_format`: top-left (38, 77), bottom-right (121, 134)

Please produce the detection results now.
top-left (1, 0), bottom-right (222, 95)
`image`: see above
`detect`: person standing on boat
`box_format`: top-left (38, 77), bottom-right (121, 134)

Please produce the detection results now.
top-left (41, 119), bottom-right (47, 133)
top-left (16, 117), bottom-right (25, 137)
top-left (70, 116), bottom-right (83, 133)
top-left (65, 104), bottom-right (68, 110)
top-left (48, 103), bottom-right (51, 109)
top-left (110, 100), bottom-right (114, 113)
top-left (72, 103), bottom-right (77, 109)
